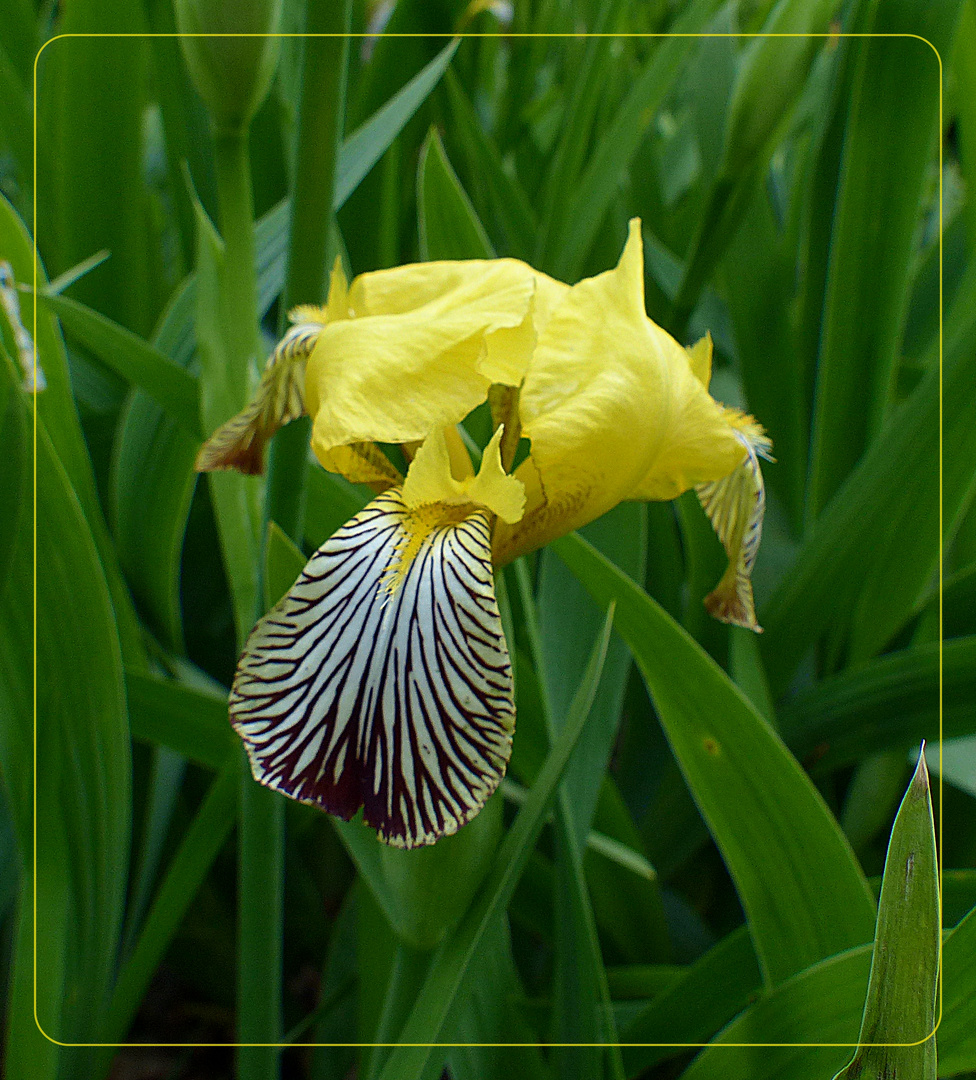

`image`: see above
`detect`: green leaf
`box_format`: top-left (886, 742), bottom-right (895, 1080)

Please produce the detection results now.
top-left (534, 0), bottom-right (628, 259)
top-left (780, 638), bottom-right (976, 772)
top-left (376, 607), bottom-right (615, 1080)
top-left (303, 460), bottom-right (371, 548)
top-left (722, 0), bottom-right (842, 179)
top-left (98, 759), bottom-right (238, 1051)
top-left (0, 192), bottom-right (146, 667)
top-left (762, 299), bottom-right (976, 686)
top-left (585, 780), bottom-right (670, 966)
top-left (552, 531), bottom-right (876, 986)
top-left (956, 0), bottom-right (976, 250)
top-left (0, 393), bottom-right (130, 1071)
top-left (806, 2), bottom-right (964, 519)
top-left (831, 751), bottom-right (939, 1079)
top-left (938, 903), bottom-right (976, 1075)
top-left (417, 126), bottom-right (494, 261)
top-left (41, 292), bottom-right (201, 435)
top-left (620, 927), bottom-right (762, 1078)
top-left (5, 800), bottom-right (71, 1080)
top-left (537, 503), bottom-right (647, 846)
top-left (718, 185), bottom-right (807, 528)
top-left (516, 560), bottom-right (624, 1080)
top-left (111, 280), bottom-right (200, 651)
top-left (678, 947), bottom-right (871, 1080)
top-left (671, 1), bottom-right (843, 334)
top-left (126, 667), bottom-right (235, 770)
top-left (0, 35), bottom-right (33, 211)
top-left (444, 915), bottom-right (551, 1080)
top-left (37, 24), bottom-right (160, 336)
top-left (943, 870), bottom-right (976, 928)
top-left (548, 0), bottom-right (726, 280)
top-left (0, 345), bottom-right (29, 595)
top-left (121, 743), bottom-right (188, 961)
top-left (191, 189), bottom-right (262, 646)
top-left (443, 70), bottom-right (537, 260)
top-left (335, 38), bottom-right (459, 210)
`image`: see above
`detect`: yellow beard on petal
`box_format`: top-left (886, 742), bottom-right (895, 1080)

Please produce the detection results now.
top-left (381, 500), bottom-right (474, 596)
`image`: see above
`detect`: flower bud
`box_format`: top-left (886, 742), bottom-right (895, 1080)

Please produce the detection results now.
top-left (175, 0), bottom-right (283, 132)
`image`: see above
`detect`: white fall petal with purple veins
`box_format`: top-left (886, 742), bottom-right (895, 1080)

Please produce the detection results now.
top-left (230, 490), bottom-right (515, 848)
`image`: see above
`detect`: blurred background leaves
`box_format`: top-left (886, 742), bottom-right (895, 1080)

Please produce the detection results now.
top-left (0, 0), bottom-right (973, 1077)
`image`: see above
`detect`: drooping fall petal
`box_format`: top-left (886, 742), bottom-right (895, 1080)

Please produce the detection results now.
top-left (696, 420), bottom-right (773, 632)
top-left (195, 310), bottom-right (326, 475)
top-left (230, 488), bottom-right (516, 848)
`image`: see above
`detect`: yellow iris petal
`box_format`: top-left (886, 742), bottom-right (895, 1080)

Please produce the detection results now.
top-left (403, 425), bottom-right (525, 525)
top-left (686, 331), bottom-right (713, 388)
top-left (493, 220), bottom-right (745, 564)
top-left (307, 260), bottom-right (537, 471)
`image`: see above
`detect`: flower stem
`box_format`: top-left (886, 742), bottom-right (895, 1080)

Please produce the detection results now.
top-left (266, 0), bottom-right (351, 544)
top-left (211, 124), bottom-right (283, 1077)
top-left (214, 129), bottom-right (259, 362)
top-left (210, 126), bottom-right (262, 646)
top-left (237, 749), bottom-right (284, 1080)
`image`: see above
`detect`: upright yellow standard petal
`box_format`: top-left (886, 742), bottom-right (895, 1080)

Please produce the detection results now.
top-left (493, 220), bottom-right (746, 564)
top-left (307, 260), bottom-right (538, 473)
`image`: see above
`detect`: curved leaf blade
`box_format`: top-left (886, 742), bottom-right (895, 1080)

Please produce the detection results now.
top-left (553, 531), bottom-right (876, 986)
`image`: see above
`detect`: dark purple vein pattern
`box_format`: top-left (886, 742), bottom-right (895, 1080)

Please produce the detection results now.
top-left (230, 490), bottom-right (515, 848)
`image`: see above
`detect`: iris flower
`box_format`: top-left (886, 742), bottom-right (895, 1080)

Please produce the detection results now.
top-left (197, 220), bottom-right (771, 848)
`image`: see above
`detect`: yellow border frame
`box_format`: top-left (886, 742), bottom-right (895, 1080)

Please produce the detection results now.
top-left (30, 26), bottom-right (945, 1057)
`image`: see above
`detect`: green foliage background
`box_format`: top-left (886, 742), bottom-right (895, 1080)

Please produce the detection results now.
top-left (0, 0), bottom-right (974, 1077)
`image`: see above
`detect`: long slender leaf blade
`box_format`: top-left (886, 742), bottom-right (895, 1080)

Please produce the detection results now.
top-left (38, 25), bottom-right (158, 335)
top-left (0, 400), bottom-right (130, 1070)
top-left (537, 504), bottom-right (646, 848)
top-left (517, 560), bottom-right (624, 1078)
top-left (831, 751), bottom-right (939, 1079)
top-left (0, 192), bottom-right (145, 666)
top-left (679, 947), bottom-right (871, 1079)
top-left (718, 186), bottom-right (807, 527)
top-left (806, 3), bottom-right (963, 519)
top-left (126, 669), bottom-right (235, 770)
top-left (552, 531), bottom-right (876, 986)
top-left (762, 302), bottom-right (976, 687)
top-left (443, 70), bottom-right (537, 259)
top-left (680, 903), bottom-right (976, 1080)
top-left (721, 0), bottom-right (841, 179)
top-left (376, 608), bottom-right (615, 1080)
top-left (99, 759), bottom-right (238, 1049)
top-left (0, 344), bottom-right (29, 593)
top-left (191, 192), bottom-right (261, 646)
top-left (42, 292), bottom-right (201, 435)
top-left (550, 0), bottom-right (725, 280)
top-left (781, 638), bottom-right (976, 771)
top-left (620, 927), bottom-right (762, 1078)
top-left (417, 127), bottom-right (494, 261)
top-left (111, 280), bottom-right (200, 651)
top-left (4, 795), bottom-right (71, 1080)
top-left (335, 39), bottom-right (459, 209)
top-left (938, 904), bottom-right (976, 1074)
